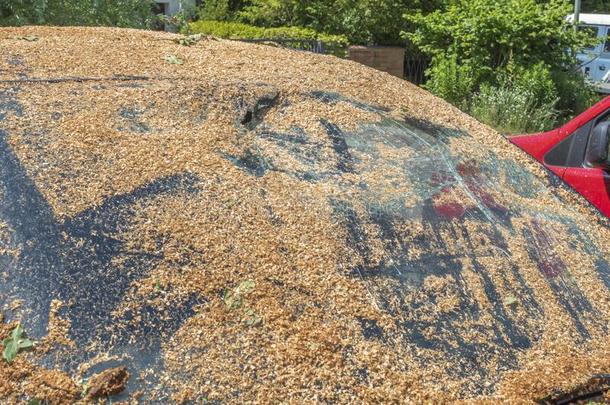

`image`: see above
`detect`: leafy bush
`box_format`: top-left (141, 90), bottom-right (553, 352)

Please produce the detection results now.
top-left (425, 56), bottom-right (476, 110)
top-left (404, 0), bottom-right (598, 131)
top-left (198, 0), bottom-right (233, 21)
top-left (583, 0), bottom-right (610, 12)
top-left (237, 0), bottom-right (293, 26)
top-left (236, 0), bottom-right (441, 45)
top-left (405, 0), bottom-right (590, 76)
top-left (469, 63), bottom-right (561, 134)
top-left (188, 20), bottom-right (348, 45)
top-left (0, 0), bottom-right (155, 27)
top-left (552, 68), bottom-right (600, 119)
top-left (514, 63), bottom-right (557, 104)
top-left (471, 74), bottom-right (559, 134)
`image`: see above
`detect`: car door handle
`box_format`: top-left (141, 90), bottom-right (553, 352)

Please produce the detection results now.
top-left (601, 65), bottom-right (607, 71)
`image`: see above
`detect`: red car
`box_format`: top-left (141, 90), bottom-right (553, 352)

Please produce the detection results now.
top-left (510, 96), bottom-right (610, 217)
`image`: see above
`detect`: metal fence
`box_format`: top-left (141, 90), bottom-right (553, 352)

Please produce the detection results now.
top-left (239, 39), bottom-right (328, 54)
top-left (404, 56), bottom-right (430, 85)
top-left (238, 38), bottom-right (430, 85)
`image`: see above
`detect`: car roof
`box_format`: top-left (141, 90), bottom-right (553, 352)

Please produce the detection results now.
top-left (0, 27), bottom-right (609, 403)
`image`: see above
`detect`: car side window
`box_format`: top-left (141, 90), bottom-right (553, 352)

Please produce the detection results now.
top-left (594, 111), bottom-right (610, 125)
top-left (544, 109), bottom-right (610, 167)
top-left (602, 112), bottom-right (610, 157)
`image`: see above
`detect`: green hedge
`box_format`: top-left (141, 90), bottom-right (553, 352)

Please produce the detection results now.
top-left (187, 20), bottom-right (348, 46)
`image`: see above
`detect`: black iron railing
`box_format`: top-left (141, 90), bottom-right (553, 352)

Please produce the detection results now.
top-left (404, 55), bottom-right (430, 85)
top-left (239, 39), bottom-right (332, 54)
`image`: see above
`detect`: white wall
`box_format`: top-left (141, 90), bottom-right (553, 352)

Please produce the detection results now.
top-left (156, 0), bottom-right (196, 16)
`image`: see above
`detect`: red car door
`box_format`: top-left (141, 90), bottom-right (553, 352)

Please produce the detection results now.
top-left (563, 167), bottom-right (610, 217)
top-left (510, 96), bottom-right (610, 218)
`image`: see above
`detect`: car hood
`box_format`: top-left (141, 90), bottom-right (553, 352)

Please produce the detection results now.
top-left (0, 27), bottom-right (609, 403)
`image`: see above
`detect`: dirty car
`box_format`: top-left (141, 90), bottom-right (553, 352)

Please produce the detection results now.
top-left (0, 27), bottom-right (609, 403)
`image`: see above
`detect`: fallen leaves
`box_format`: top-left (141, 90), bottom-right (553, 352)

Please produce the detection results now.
top-left (2, 325), bottom-right (33, 362)
top-left (223, 280), bottom-right (263, 327)
top-left (86, 366), bottom-right (130, 399)
top-left (17, 35), bottom-right (38, 42)
top-left (173, 33), bottom-right (214, 46)
top-left (163, 54), bottom-right (184, 65)
top-left (223, 279), bottom-right (256, 310)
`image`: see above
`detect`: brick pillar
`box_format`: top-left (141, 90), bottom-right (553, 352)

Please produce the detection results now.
top-left (348, 46), bottom-right (405, 78)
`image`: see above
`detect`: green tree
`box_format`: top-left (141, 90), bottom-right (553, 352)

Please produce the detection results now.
top-left (582, 0), bottom-right (610, 13)
top-left (198, 0), bottom-right (247, 21)
top-left (404, 0), bottom-right (596, 132)
top-left (0, 0), bottom-right (155, 28)
top-left (237, 0), bottom-right (441, 45)
top-left (405, 0), bottom-right (587, 81)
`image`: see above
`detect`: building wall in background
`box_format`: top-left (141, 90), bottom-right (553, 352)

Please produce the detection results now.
top-left (155, 0), bottom-right (197, 16)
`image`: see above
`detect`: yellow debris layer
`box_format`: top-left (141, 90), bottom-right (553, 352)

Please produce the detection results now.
top-left (0, 27), bottom-right (608, 404)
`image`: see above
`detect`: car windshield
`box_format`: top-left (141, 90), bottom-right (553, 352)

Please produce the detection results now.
top-left (0, 27), bottom-right (609, 403)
